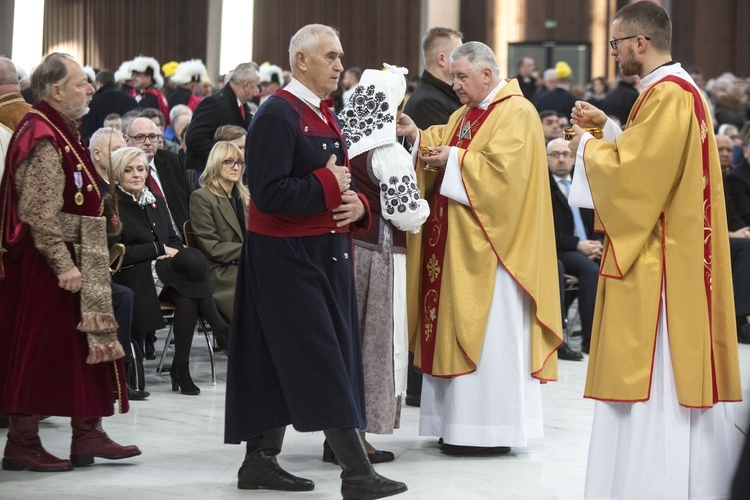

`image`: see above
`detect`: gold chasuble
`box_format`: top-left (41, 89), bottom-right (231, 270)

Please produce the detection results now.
top-left (581, 74), bottom-right (742, 407)
top-left (406, 79), bottom-right (562, 381)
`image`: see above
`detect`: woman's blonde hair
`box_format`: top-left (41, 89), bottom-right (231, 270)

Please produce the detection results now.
top-left (110, 146), bottom-right (149, 185)
top-left (199, 141), bottom-right (250, 205)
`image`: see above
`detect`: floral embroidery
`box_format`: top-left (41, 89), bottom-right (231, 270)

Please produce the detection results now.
top-left (381, 175), bottom-right (421, 216)
top-left (340, 84), bottom-right (394, 149)
top-left (427, 254), bottom-right (440, 282)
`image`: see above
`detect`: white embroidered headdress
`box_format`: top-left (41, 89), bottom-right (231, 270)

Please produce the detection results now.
top-left (339, 63), bottom-right (408, 159)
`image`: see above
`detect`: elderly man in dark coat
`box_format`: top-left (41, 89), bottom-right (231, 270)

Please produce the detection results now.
top-left (224, 24), bottom-right (407, 500)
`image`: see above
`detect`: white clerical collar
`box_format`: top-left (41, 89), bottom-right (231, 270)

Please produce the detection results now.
top-left (477, 80), bottom-right (508, 110)
top-left (641, 62), bottom-right (698, 92)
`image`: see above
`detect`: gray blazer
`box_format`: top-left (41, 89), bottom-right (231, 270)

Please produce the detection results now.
top-left (189, 186), bottom-right (247, 321)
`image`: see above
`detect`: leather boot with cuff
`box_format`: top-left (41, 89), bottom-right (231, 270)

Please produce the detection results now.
top-left (323, 428), bottom-right (407, 500)
top-left (237, 426), bottom-right (314, 491)
top-left (2, 415), bottom-right (73, 472)
top-left (70, 417), bottom-right (141, 467)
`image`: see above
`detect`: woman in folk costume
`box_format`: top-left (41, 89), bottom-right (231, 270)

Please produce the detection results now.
top-left (322, 64), bottom-right (430, 464)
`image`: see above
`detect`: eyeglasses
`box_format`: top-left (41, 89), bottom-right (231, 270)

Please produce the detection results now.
top-left (547, 151), bottom-right (571, 159)
top-left (222, 159), bottom-right (244, 169)
top-left (128, 133), bottom-right (162, 143)
top-left (609, 35), bottom-right (650, 50)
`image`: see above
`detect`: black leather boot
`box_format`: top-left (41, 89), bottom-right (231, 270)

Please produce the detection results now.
top-left (323, 428), bottom-right (407, 500)
top-left (237, 427), bottom-right (314, 491)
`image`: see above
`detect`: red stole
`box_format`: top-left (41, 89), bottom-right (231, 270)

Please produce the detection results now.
top-left (418, 104), bottom-right (495, 375)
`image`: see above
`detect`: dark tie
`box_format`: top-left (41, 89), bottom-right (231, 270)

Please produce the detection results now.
top-left (239, 103), bottom-right (246, 121)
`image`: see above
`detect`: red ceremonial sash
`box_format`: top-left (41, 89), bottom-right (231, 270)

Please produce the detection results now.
top-left (418, 104), bottom-right (495, 375)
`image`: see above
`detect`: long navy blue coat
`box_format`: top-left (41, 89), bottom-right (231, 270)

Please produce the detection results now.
top-left (224, 88), bottom-right (370, 442)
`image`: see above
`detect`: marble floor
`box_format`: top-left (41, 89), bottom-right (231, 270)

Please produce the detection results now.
top-left (1, 334), bottom-right (749, 500)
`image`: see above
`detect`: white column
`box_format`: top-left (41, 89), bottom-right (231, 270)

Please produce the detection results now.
top-left (418, 0), bottom-right (461, 73)
top-left (12, 0), bottom-right (44, 75)
top-left (218, 0), bottom-right (255, 76)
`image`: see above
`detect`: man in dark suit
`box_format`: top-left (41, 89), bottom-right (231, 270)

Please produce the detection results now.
top-left (600, 73), bottom-right (639, 125)
top-left (533, 61), bottom-right (578, 115)
top-left (513, 56), bottom-right (537, 100)
top-left (547, 137), bottom-right (602, 356)
top-left (81, 70), bottom-right (138, 142)
top-left (184, 62), bottom-right (259, 176)
top-left (403, 27), bottom-right (463, 129)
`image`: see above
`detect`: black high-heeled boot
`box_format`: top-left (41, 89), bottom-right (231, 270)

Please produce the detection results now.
top-left (169, 362), bottom-right (200, 395)
top-left (323, 428), bottom-right (407, 500)
top-left (237, 427), bottom-right (314, 491)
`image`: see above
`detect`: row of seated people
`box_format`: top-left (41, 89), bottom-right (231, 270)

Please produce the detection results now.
top-left (91, 122), bottom-right (246, 399)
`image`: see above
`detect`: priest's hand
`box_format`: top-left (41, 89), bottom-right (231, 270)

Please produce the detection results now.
top-left (729, 227), bottom-right (750, 238)
top-left (58, 266), bottom-right (82, 293)
top-left (571, 100), bottom-right (607, 129)
top-left (332, 190), bottom-right (365, 227)
top-left (326, 154), bottom-right (351, 192)
top-left (157, 246), bottom-right (179, 260)
top-left (420, 145), bottom-right (451, 170)
top-left (396, 113), bottom-right (418, 144)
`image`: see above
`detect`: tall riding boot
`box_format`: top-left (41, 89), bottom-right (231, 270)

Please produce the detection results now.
top-left (323, 428), bottom-right (407, 500)
top-left (237, 426), bottom-right (314, 491)
top-left (2, 415), bottom-right (73, 472)
top-left (70, 417), bottom-right (141, 467)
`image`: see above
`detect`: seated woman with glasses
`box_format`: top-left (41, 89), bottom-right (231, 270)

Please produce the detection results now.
top-left (189, 141), bottom-right (249, 326)
top-left (109, 147), bottom-right (229, 395)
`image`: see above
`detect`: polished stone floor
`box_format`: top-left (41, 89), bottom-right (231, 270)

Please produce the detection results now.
top-left (1, 334), bottom-right (748, 499)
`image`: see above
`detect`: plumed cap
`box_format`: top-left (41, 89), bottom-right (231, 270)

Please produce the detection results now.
top-left (258, 63), bottom-right (283, 84)
top-left (171, 59), bottom-right (208, 85)
top-left (130, 55), bottom-right (164, 89)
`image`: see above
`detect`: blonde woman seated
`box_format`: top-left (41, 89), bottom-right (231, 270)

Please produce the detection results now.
top-left (109, 147), bottom-right (229, 395)
top-left (189, 141), bottom-right (249, 325)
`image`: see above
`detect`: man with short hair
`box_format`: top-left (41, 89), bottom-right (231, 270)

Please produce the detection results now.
top-left (140, 107), bottom-right (181, 155)
top-left (568, 2), bottom-right (741, 497)
top-left (398, 41), bottom-right (562, 456)
top-left (547, 137), bottom-right (601, 356)
top-left (341, 66), bottom-right (361, 106)
top-left (403, 27), bottom-right (463, 129)
top-left (224, 24), bottom-right (406, 499)
top-left (103, 113), bottom-right (121, 130)
top-left (513, 56), bottom-right (537, 100)
top-left (0, 52), bottom-right (139, 472)
top-left (533, 61), bottom-right (578, 115)
top-left (185, 62), bottom-right (259, 175)
top-left (539, 110), bottom-right (563, 143)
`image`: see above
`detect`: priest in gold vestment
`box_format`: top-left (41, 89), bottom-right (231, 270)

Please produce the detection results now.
top-left (567, 3), bottom-right (742, 498)
top-left (397, 41), bottom-right (562, 455)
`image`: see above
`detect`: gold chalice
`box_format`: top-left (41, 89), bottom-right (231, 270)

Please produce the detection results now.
top-left (419, 147), bottom-right (442, 172)
top-left (564, 127), bottom-right (603, 141)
